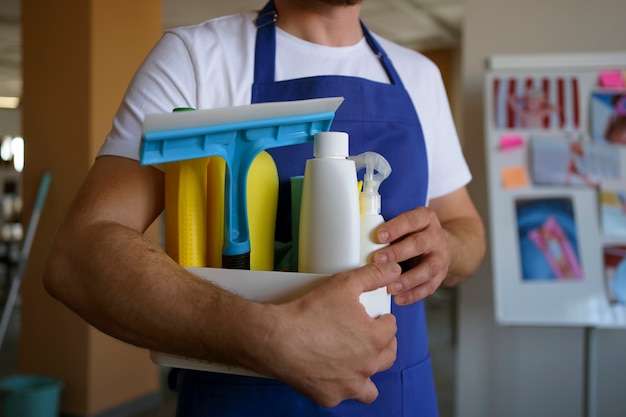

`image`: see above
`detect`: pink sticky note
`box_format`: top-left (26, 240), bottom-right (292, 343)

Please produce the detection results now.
top-left (599, 70), bottom-right (625, 88)
top-left (499, 134), bottom-right (524, 150)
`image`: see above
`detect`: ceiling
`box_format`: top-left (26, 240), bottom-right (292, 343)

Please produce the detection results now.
top-left (0, 0), bottom-right (463, 99)
top-left (162, 0), bottom-right (463, 47)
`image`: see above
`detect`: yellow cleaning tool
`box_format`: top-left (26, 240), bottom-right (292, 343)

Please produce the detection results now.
top-left (205, 152), bottom-right (278, 271)
top-left (247, 151), bottom-right (278, 271)
top-left (164, 157), bottom-right (210, 267)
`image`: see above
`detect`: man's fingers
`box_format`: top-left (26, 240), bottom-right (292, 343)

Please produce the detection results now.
top-left (318, 377), bottom-right (380, 408)
top-left (374, 233), bottom-right (428, 264)
top-left (349, 262), bottom-right (402, 293)
top-left (376, 207), bottom-right (432, 244)
top-left (390, 256), bottom-right (448, 305)
top-left (353, 379), bottom-right (380, 405)
top-left (374, 335), bottom-right (397, 374)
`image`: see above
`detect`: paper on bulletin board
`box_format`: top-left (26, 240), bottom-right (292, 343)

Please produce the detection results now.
top-left (598, 70), bottom-right (625, 88)
top-left (501, 166), bottom-right (528, 189)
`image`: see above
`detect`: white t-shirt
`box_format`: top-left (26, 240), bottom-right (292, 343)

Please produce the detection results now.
top-left (98, 10), bottom-right (470, 200)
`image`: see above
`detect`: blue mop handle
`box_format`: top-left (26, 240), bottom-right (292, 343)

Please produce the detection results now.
top-left (0, 171), bottom-right (51, 349)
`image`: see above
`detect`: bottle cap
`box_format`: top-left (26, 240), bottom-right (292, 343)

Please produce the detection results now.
top-left (314, 132), bottom-right (349, 158)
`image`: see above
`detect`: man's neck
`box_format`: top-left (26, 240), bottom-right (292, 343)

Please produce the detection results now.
top-left (273, 0), bottom-right (363, 47)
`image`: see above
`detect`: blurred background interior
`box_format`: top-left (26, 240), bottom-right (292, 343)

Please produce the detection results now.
top-left (0, 0), bottom-right (625, 416)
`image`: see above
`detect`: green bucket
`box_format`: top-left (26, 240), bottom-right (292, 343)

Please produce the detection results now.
top-left (0, 374), bottom-right (64, 417)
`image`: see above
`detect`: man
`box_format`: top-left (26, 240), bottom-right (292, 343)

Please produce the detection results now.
top-left (44, 0), bottom-right (485, 415)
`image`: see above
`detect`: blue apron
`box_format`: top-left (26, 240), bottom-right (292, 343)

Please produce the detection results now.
top-left (174, 2), bottom-right (438, 416)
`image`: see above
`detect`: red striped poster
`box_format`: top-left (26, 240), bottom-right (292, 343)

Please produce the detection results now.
top-left (492, 75), bottom-right (580, 130)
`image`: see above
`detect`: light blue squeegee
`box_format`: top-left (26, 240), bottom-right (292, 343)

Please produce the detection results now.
top-left (140, 97), bottom-right (344, 269)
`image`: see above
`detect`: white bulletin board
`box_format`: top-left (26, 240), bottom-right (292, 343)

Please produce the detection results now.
top-left (485, 52), bottom-right (626, 327)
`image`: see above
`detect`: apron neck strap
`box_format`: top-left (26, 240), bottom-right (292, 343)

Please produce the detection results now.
top-left (254, 0), bottom-right (403, 85)
top-left (255, 0), bottom-right (278, 28)
top-left (359, 20), bottom-right (401, 85)
top-left (254, 0), bottom-right (278, 83)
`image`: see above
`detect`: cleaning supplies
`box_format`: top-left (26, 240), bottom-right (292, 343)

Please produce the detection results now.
top-left (351, 151), bottom-right (393, 317)
top-left (164, 158), bottom-right (210, 267)
top-left (205, 152), bottom-right (279, 271)
top-left (290, 176), bottom-right (304, 271)
top-left (351, 151), bottom-right (392, 265)
top-left (164, 106), bottom-right (279, 270)
top-left (164, 107), bottom-right (210, 267)
top-left (141, 97), bottom-right (344, 270)
top-left (298, 132), bottom-right (360, 274)
top-left (246, 151), bottom-right (279, 271)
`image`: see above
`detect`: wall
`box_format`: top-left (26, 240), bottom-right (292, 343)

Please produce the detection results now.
top-left (0, 108), bottom-right (20, 136)
top-left (458, 1), bottom-right (626, 417)
top-left (20, 1), bottom-right (163, 415)
top-left (422, 47), bottom-right (461, 119)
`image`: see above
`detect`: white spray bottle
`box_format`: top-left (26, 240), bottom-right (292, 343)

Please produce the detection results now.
top-left (351, 151), bottom-right (392, 317)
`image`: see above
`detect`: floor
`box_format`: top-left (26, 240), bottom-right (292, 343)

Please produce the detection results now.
top-left (0, 288), bottom-right (456, 417)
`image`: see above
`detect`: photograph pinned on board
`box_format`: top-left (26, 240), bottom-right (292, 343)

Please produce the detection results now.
top-left (492, 75), bottom-right (580, 131)
top-left (529, 135), bottom-right (621, 187)
top-left (590, 90), bottom-right (626, 145)
top-left (603, 245), bottom-right (626, 305)
top-left (599, 181), bottom-right (626, 238)
top-left (516, 197), bottom-right (583, 282)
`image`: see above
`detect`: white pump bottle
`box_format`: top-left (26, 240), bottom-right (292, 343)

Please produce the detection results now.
top-left (351, 151), bottom-right (392, 317)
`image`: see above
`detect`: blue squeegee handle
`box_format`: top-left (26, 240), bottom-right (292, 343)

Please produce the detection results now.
top-left (0, 171), bottom-right (51, 349)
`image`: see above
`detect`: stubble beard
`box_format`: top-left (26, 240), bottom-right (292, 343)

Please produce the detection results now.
top-left (316, 0), bottom-right (363, 6)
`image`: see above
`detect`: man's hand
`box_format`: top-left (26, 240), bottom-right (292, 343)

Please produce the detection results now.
top-left (372, 187), bottom-right (485, 306)
top-left (247, 262), bottom-right (401, 408)
top-left (373, 207), bottom-right (450, 305)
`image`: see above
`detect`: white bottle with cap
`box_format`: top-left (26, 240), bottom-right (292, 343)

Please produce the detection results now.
top-left (298, 131), bottom-right (360, 274)
top-left (351, 151), bottom-right (392, 317)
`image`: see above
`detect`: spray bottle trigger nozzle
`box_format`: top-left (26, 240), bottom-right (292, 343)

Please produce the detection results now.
top-left (350, 151), bottom-right (392, 195)
top-left (350, 152), bottom-right (392, 215)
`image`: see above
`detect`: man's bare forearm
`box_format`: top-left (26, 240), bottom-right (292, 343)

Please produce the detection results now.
top-left (44, 219), bottom-right (271, 367)
top-left (440, 215), bottom-right (486, 287)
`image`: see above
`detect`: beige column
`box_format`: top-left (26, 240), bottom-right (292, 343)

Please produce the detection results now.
top-left (20, 0), bottom-right (163, 415)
